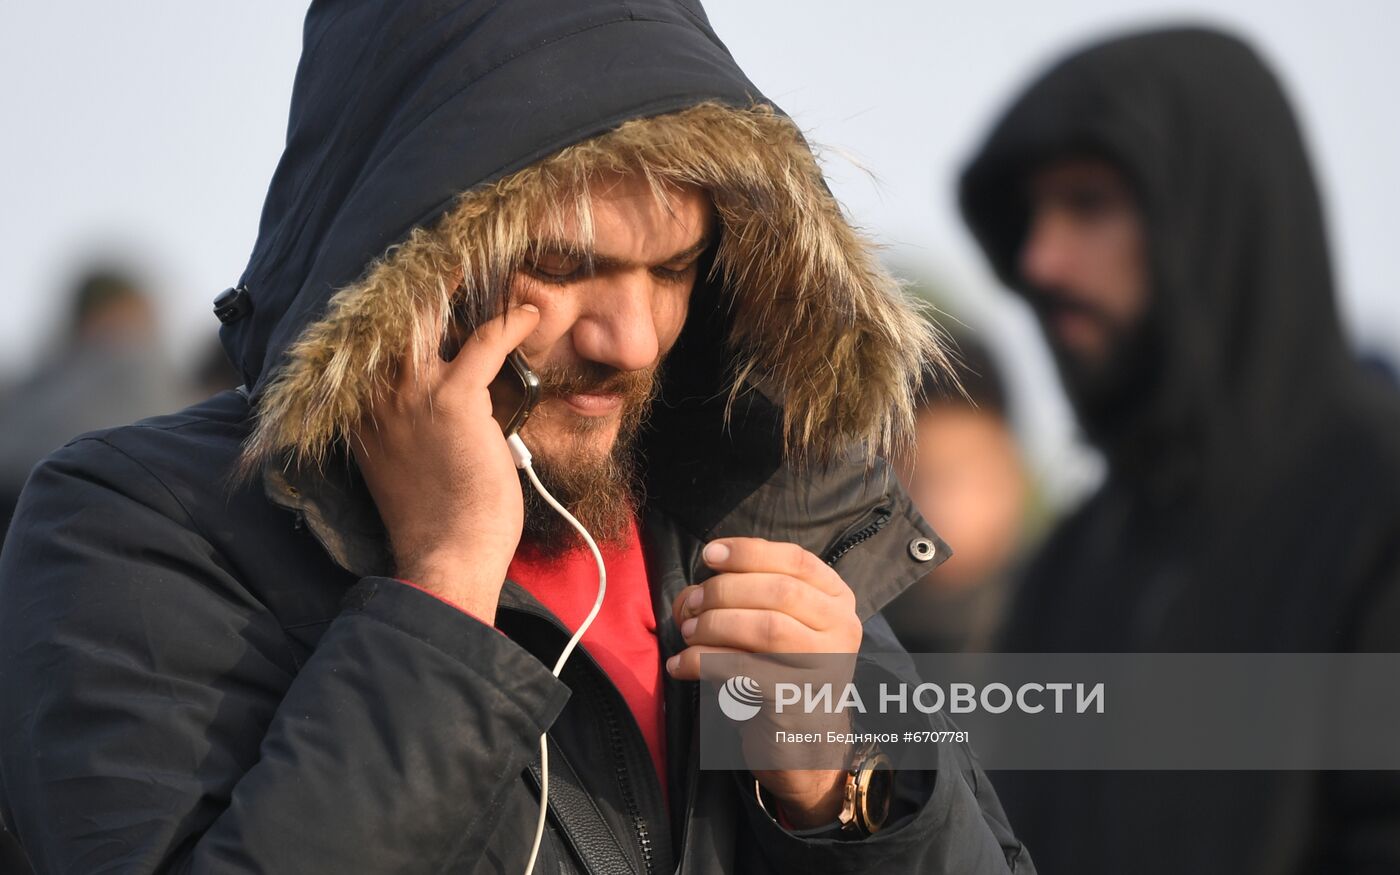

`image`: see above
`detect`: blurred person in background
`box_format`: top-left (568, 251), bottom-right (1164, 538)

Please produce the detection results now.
top-left (885, 333), bottom-right (1036, 653)
top-left (0, 267), bottom-right (182, 542)
top-left (960, 26), bottom-right (1400, 875)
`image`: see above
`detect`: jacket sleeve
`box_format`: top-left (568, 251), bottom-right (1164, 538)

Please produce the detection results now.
top-left (0, 437), bottom-right (571, 874)
top-left (732, 612), bottom-right (1035, 874)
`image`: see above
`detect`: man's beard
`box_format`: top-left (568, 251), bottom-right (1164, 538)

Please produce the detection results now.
top-left (1028, 286), bottom-right (1160, 438)
top-left (515, 360), bottom-right (661, 557)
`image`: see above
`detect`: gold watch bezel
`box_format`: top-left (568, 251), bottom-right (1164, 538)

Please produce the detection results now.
top-left (839, 744), bottom-right (893, 836)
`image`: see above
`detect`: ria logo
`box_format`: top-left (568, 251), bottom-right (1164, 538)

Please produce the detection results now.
top-left (718, 675), bottom-right (763, 722)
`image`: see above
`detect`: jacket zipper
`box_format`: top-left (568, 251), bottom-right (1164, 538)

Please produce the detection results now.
top-left (674, 683), bottom-right (700, 869)
top-left (599, 691), bottom-right (657, 875)
top-left (821, 503), bottom-right (895, 565)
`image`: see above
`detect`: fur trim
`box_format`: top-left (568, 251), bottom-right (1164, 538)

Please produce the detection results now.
top-left (240, 102), bottom-right (949, 476)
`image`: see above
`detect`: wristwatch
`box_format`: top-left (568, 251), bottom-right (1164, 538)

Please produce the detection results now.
top-left (837, 740), bottom-right (894, 836)
top-left (754, 740), bottom-right (895, 838)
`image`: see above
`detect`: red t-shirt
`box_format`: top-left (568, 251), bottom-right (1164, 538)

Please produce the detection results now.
top-left (507, 517), bottom-right (669, 809)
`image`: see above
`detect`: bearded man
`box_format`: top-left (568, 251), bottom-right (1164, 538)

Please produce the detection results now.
top-left (960, 26), bottom-right (1400, 875)
top-left (0, 2), bottom-right (1032, 873)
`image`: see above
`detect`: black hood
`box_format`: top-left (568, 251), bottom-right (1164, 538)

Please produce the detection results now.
top-left (222, 0), bottom-right (763, 395)
top-left (960, 26), bottom-right (1353, 484)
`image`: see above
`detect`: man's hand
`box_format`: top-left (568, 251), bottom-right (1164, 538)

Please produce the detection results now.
top-left (351, 303), bottom-right (541, 625)
top-left (667, 537), bottom-right (864, 829)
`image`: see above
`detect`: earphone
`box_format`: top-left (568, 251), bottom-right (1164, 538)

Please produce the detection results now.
top-left (507, 433), bottom-right (607, 875)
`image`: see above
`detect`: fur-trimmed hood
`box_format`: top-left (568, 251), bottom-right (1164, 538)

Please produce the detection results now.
top-left (222, 0), bottom-right (943, 473)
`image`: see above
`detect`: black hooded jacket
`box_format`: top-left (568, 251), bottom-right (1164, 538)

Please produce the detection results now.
top-left (0, 2), bottom-right (1033, 872)
top-left (961, 26), bottom-right (1400, 875)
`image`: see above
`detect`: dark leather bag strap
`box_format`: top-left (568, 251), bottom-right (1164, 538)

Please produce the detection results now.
top-left (525, 735), bottom-right (640, 875)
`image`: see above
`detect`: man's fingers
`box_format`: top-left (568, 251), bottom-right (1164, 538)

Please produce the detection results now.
top-left (679, 607), bottom-right (822, 654)
top-left (673, 574), bottom-right (837, 631)
top-left (444, 303), bottom-right (541, 389)
top-left (664, 644), bottom-right (751, 682)
top-left (352, 303), bottom-right (539, 461)
top-left (672, 585), bottom-right (703, 628)
top-left (701, 537), bottom-right (848, 597)
top-left (361, 302), bottom-right (534, 415)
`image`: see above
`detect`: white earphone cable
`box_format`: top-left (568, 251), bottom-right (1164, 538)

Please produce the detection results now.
top-left (508, 434), bottom-right (607, 875)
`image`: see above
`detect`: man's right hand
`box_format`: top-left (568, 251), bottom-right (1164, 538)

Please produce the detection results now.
top-left (351, 302), bottom-right (541, 624)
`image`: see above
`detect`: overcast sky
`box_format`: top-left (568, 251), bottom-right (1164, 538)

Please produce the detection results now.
top-left (2, 1), bottom-right (1395, 499)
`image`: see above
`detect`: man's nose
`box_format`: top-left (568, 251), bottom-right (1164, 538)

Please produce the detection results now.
top-left (570, 271), bottom-right (661, 373)
top-left (1019, 210), bottom-right (1071, 289)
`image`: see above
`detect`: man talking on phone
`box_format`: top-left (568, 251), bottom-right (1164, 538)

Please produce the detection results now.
top-left (0, 1), bottom-right (1031, 873)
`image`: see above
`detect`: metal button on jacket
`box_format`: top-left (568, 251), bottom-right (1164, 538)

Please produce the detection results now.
top-left (908, 537), bottom-right (937, 562)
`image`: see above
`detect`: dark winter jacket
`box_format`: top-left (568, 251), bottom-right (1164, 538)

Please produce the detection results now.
top-left (0, 385), bottom-right (1033, 874)
top-left (0, 1), bottom-right (1033, 872)
top-left (960, 26), bottom-right (1400, 875)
